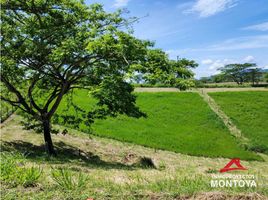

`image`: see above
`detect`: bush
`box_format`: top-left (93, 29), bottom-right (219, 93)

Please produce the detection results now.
top-left (51, 168), bottom-right (88, 191)
top-left (175, 79), bottom-right (195, 91)
top-left (0, 152), bottom-right (42, 187)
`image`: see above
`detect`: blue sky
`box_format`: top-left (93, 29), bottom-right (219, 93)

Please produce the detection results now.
top-left (86, 0), bottom-right (268, 78)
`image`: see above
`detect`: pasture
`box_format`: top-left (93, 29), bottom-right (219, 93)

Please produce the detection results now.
top-left (209, 91), bottom-right (268, 154)
top-left (1, 89), bottom-right (268, 199)
top-left (1, 116), bottom-right (268, 199)
top-left (56, 90), bottom-right (260, 160)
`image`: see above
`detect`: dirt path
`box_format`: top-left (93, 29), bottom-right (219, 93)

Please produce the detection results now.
top-left (197, 89), bottom-right (249, 144)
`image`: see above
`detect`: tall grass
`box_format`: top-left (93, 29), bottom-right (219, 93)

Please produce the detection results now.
top-left (0, 152), bottom-right (42, 187)
top-left (51, 167), bottom-right (88, 191)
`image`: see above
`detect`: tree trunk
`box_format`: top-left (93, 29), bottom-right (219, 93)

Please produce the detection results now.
top-left (43, 119), bottom-right (56, 156)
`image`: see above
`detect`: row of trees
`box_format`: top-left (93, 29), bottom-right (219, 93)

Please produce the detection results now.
top-left (200, 63), bottom-right (267, 85)
top-left (0, 0), bottom-right (197, 155)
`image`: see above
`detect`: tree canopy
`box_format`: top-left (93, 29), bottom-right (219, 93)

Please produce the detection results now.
top-left (129, 49), bottom-right (198, 90)
top-left (0, 0), bottom-right (198, 155)
top-left (218, 63), bottom-right (261, 85)
top-left (0, 0), bottom-right (153, 155)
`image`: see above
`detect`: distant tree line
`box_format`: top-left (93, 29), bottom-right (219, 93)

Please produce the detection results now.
top-left (199, 63), bottom-right (268, 85)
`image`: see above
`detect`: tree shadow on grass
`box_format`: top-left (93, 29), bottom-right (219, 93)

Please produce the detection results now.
top-left (0, 140), bottom-right (143, 170)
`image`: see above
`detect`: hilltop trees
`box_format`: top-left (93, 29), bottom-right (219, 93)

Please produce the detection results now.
top-left (0, 0), bottom-right (154, 155)
top-left (219, 63), bottom-right (261, 85)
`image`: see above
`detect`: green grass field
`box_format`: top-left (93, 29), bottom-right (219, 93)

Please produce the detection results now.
top-left (209, 91), bottom-right (268, 154)
top-left (56, 91), bottom-right (260, 160)
top-left (1, 116), bottom-right (267, 199)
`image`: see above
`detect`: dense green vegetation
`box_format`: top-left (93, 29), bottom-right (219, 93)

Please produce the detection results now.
top-left (209, 91), bottom-right (268, 154)
top-left (56, 91), bottom-right (260, 160)
top-left (0, 101), bottom-right (14, 122)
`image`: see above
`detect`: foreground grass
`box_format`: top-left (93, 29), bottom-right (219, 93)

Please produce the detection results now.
top-left (209, 91), bottom-right (268, 154)
top-left (1, 116), bottom-right (268, 199)
top-left (57, 91), bottom-right (260, 160)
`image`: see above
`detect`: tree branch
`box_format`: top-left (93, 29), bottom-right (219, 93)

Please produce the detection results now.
top-left (28, 75), bottom-right (43, 112)
top-left (43, 85), bottom-right (61, 111)
top-left (1, 75), bottom-right (37, 117)
top-left (47, 82), bottom-right (69, 119)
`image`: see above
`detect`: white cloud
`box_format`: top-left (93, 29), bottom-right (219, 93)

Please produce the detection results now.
top-left (263, 65), bottom-right (268, 69)
top-left (113, 0), bottom-right (130, 8)
top-left (185, 0), bottom-right (238, 17)
top-left (206, 35), bottom-right (268, 51)
top-left (204, 59), bottom-right (233, 71)
top-left (201, 59), bottom-right (213, 65)
top-left (244, 55), bottom-right (255, 62)
top-left (167, 35), bottom-right (268, 58)
top-left (243, 22), bottom-right (268, 31)
top-left (209, 60), bottom-right (224, 70)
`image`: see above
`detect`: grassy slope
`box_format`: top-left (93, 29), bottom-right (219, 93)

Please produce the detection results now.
top-left (1, 116), bottom-right (268, 199)
top-left (57, 91), bottom-right (260, 160)
top-left (209, 91), bottom-right (268, 153)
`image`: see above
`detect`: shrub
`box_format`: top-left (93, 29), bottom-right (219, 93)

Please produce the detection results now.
top-left (175, 79), bottom-right (195, 91)
top-left (51, 168), bottom-right (88, 191)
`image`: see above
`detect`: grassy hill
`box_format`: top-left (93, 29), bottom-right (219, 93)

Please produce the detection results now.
top-left (209, 91), bottom-right (268, 154)
top-left (1, 116), bottom-right (268, 199)
top-left (56, 91), bottom-right (260, 160)
top-left (2, 89), bottom-right (268, 199)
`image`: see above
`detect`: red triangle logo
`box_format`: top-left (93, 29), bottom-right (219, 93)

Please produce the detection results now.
top-left (219, 158), bottom-right (247, 173)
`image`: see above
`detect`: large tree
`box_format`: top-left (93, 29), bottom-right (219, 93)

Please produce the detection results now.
top-left (0, 0), bottom-right (152, 155)
top-left (219, 63), bottom-right (257, 85)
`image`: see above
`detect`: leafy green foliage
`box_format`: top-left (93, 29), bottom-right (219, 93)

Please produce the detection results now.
top-left (0, 101), bottom-right (15, 122)
top-left (51, 168), bottom-right (88, 191)
top-left (0, 0), bottom-right (156, 154)
top-left (219, 63), bottom-right (262, 85)
top-left (0, 152), bottom-right (42, 187)
top-left (130, 49), bottom-right (198, 90)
